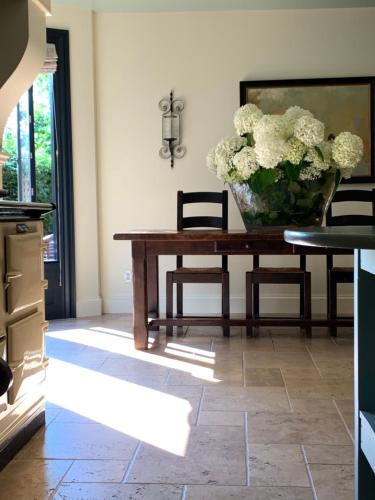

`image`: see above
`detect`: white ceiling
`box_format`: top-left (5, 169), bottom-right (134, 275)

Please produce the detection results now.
top-left (51, 0), bottom-right (375, 12)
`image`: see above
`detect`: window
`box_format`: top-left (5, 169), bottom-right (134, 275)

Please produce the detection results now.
top-left (2, 73), bottom-right (58, 261)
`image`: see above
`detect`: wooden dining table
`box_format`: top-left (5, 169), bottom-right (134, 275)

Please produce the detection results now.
top-left (114, 229), bottom-right (353, 350)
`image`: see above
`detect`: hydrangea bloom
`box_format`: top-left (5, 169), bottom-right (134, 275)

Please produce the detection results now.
top-left (214, 136), bottom-right (247, 182)
top-left (233, 146), bottom-right (259, 179)
top-left (284, 137), bottom-right (306, 165)
top-left (255, 135), bottom-right (289, 169)
top-left (332, 131), bottom-right (363, 170)
top-left (206, 147), bottom-right (217, 173)
top-left (253, 114), bottom-right (288, 143)
top-left (299, 142), bottom-right (332, 180)
top-left (283, 106), bottom-right (313, 137)
top-left (294, 115), bottom-right (325, 147)
top-left (207, 103), bottom-right (363, 186)
top-left (233, 103), bottom-right (263, 135)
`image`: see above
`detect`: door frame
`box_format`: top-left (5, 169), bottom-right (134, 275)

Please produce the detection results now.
top-left (47, 28), bottom-right (76, 318)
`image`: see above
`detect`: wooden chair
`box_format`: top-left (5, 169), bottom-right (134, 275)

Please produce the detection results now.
top-left (326, 189), bottom-right (375, 336)
top-left (166, 191), bottom-right (230, 337)
top-left (246, 254), bottom-right (311, 337)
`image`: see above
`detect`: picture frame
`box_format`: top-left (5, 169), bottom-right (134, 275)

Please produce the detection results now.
top-left (240, 77), bottom-right (375, 183)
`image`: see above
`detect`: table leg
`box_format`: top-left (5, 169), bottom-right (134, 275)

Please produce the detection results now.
top-left (132, 241), bottom-right (148, 350)
top-left (147, 255), bottom-right (159, 331)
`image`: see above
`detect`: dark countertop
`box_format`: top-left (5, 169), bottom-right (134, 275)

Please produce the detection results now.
top-left (0, 201), bottom-right (55, 220)
top-left (284, 226), bottom-right (375, 250)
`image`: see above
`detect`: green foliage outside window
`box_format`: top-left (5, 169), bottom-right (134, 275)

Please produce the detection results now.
top-left (2, 74), bottom-right (54, 235)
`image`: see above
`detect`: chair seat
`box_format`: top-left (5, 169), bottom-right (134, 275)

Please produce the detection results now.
top-left (330, 267), bottom-right (353, 273)
top-left (173, 266), bottom-right (224, 274)
top-left (252, 267), bottom-right (306, 274)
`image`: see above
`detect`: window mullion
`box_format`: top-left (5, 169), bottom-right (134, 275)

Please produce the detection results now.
top-left (28, 86), bottom-right (36, 202)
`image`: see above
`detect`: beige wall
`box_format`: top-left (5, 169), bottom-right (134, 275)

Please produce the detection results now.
top-left (47, 5), bottom-right (102, 316)
top-left (94, 7), bottom-right (375, 316)
top-left (48, 5), bottom-right (375, 317)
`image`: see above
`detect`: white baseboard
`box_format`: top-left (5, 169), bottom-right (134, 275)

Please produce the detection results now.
top-left (103, 294), bottom-right (353, 315)
top-left (76, 297), bottom-right (103, 317)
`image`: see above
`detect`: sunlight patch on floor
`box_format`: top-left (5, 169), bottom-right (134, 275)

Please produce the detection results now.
top-left (46, 358), bottom-right (191, 456)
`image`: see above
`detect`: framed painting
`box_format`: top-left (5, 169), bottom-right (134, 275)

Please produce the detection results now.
top-left (240, 77), bottom-right (375, 183)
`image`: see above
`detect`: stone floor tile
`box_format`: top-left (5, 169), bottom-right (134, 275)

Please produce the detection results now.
top-left (309, 464), bottom-right (354, 500)
top-left (247, 413), bottom-right (352, 445)
top-left (197, 411), bottom-right (244, 426)
top-left (185, 485), bottom-right (314, 499)
top-left (0, 459), bottom-right (72, 499)
top-left (53, 483), bottom-right (183, 500)
top-left (202, 386), bottom-right (290, 413)
top-left (98, 356), bottom-right (169, 379)
top-left (303, 444), bottom-right (354, 465)
top-left (127, 426), bottom-right (246, 485)
top-left (272, 338), bottom-right (310, 353)
top-left (19, 422), bottom-right (139, 460)
top-left (290, 399), bottom-right (338, 414)
top-left (285, 380), bottom-right (353, 400)
top-left (212, 336), bottom-right (274, 353)
top-left (245, 368), bottom-right (284, 387)
top-left (63, 459), bottom-right (129, 483)
top-left (168, 364), bottom-right (244, 386)
top-left (281, 367), bottom-right (322, 381)
top-left (244, 351), bottom-right (315, 370)
top-left (248, 444), bottom-right (310, 487)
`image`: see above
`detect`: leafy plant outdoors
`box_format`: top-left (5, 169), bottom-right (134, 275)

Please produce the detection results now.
top-left (2, 74), bottom-right (54, 234)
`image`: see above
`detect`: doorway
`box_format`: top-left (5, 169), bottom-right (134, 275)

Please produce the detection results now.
top-left (2, 29), bottom-right (75, 319)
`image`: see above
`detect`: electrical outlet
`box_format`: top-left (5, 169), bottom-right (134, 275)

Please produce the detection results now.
top-left (124, 271), bottom-right (132, 283)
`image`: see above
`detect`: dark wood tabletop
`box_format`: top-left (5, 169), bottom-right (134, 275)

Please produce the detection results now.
top-left (114, 228), bottom-right (288, 241)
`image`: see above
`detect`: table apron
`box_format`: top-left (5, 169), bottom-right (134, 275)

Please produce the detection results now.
top-left (145, 240), bottom-right (353, 256)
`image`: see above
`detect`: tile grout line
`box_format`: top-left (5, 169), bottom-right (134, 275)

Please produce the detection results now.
top-left (280, 368), bottom-right (294, 412)
top-left (195, 385), bottom-right (205, 425)
top-left (122, 441), bottom-right (142, 484)
top-left (301, 444), bottom-right (319, 500)
top-left (305, 345), bottom-right (324, 378)
top-left (244, 412), bottom-right (250, 486)
top-left (242, 351), bottom-right (246, 387)
top-left (333, 399), bottom-right (354, 443)
top-left (180, 484), bottom-right (187, 500)
top-left (49, 458), bottom-right (76, 498)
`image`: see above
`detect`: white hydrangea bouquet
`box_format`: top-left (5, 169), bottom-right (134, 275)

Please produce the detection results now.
top-left (207, 104), bottom-right (363, 227)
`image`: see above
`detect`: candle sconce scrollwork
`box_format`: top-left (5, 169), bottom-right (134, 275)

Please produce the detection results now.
top-left (159, 90), bottom-right (186, 168)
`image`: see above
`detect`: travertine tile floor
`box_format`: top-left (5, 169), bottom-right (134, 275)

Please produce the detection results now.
top-left (0, 315), bottom-right (354, 499)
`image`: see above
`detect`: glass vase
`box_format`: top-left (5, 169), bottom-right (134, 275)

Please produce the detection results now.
top-left (230, 169), bottom-right (341, 229)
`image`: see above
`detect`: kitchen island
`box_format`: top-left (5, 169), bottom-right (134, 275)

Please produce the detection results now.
top-left (285, 226), bottom-right (375, 500)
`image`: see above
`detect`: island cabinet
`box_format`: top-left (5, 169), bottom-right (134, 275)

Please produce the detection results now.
top-left (284, 226), bottom-right (375, 500)
top-left (356, 249), bottom-right (375, 498)
top-left (0, 202), bottom-right (54, 470)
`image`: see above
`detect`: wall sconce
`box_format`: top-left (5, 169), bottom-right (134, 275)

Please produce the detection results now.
top-left (159, 90), bottom-right (186, 168)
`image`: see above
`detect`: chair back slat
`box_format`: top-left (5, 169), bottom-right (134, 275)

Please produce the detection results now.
top-left (326, 188), bottom-right (375, 227)
top-left (177, 190), bottom-right (228, 269)
top-left (326, 188), bottom-right (375, 269)
top-left (181, 191), bottom-right (225, 204)
top-left (182, 216), bottom-right (224, 229)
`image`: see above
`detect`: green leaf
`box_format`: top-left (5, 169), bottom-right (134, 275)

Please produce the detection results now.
top-left (314, 146), bottom-right (324, 161)
top-left (246, 133), bottom-right (254, 147)
top-left (283, 161), bottom-right (301, 181)
top-left (249, 168), bottom-right (279, 195)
